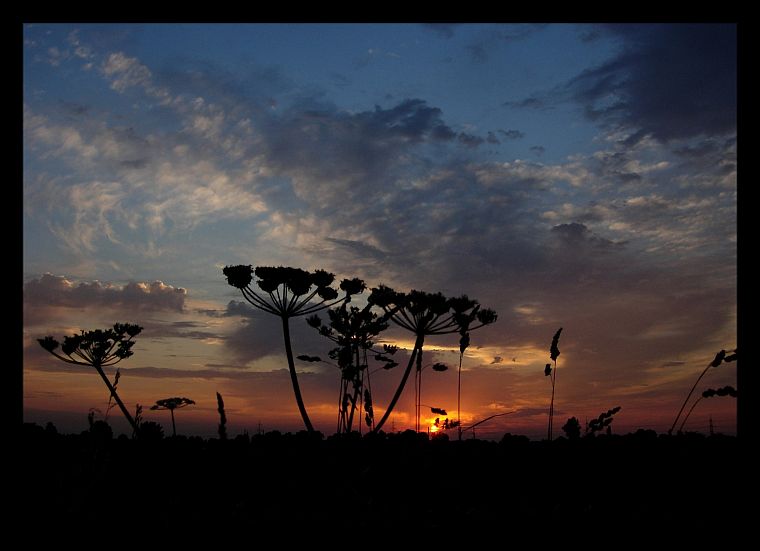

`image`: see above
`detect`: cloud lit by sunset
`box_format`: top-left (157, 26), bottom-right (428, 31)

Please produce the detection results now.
top-left (23, 23), bottom-right (736, 439)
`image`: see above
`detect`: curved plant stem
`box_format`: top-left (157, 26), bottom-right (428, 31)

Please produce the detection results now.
top-left (282, 316), bottom-right (315, 432)
top-left (373, 334), bottom-right (424, 432)
top-left (678, 396), bottom-right (704, 433)
top-left (93, 362), bottom-right (139, 436)
top-left (670, 362), bottom-right (712, 435)
top-left (548, 359), bottom-right (557, 441)
top-left (457, 352), bottom-right (463, 441)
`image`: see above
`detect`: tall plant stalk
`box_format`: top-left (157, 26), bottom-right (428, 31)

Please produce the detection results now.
top-left (368, 286), bottom-right (497, 433)
top-left (224, 265), bottom-right (365, 432)
top-left (545, 327), bottom-right (563, 441)
top-left (38, 324), bottom-right (143, 436)
top-left (305, 302), bottom-right (396, 434)
top-left (669, 349), bottom-right (736, 435)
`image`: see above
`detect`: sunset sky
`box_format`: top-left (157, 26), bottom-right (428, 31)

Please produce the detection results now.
top-left (22, 23), bottom-right (737, 439)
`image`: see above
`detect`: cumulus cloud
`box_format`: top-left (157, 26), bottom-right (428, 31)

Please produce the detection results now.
top-left (101, 52), bottom-right (170, 101)
top-left (24, 273), bottom-right (186, 312)
top-left (22, 28), bottom-right (736, 435)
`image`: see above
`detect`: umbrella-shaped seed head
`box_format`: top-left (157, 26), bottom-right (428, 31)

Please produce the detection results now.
top-left (311, 269), bottom-right (335, 289)
top-left (477, 308), bottom-right (498, 326)
top-left (340, 277), bottom-right (366, 296)
top-left (448, 295), bottom-right (477, 314)
top-left (38, 336), bottom-right (59, 352)
top-left (223, 265), bottom-right (253, 289)
top-left (317, 286), bottom-right (339, 301)
top-left (368, 285), bottom-right (404, 309)
top-left (284, 267), bottom-right (313, 296)
top-left (306, 315), bottom-right (323, 329)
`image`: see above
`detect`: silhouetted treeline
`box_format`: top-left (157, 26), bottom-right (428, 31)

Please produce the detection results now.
top-left (17, 421), bottom-right (749, 543)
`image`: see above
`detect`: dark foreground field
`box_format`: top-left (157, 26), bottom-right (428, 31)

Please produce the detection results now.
top-left (17, 424), bottom-right (749, 541)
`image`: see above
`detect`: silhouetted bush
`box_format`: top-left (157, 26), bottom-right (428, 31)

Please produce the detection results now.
top-left (89, 420), bottom-right (113, 441)
top-left (562, 417), bottom-right (582, 440)
top-left (138, 421), bottom-right (164, 441)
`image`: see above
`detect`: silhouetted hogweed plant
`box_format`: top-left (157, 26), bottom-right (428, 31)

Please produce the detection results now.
top-left (38, 323), bottom-right (143, 435)
top-left (304, 302), bottom-right (396, 434)
top-left (133, 404), bottom-right (143, 439)
top-left (678, 385), bottom-right (737, 433)
top-left (414, 361), bottom-right (449, 433)
top-left (104, 369), bottom-right (121, 422)
top-left (150, 397), bottom-right (195, 437)
top-left (223, 265), bottom-right (365, 432)
top-left (544, 327), bottom-right (563, 441)
top-left (216, 392), bottom-right (228, 440)
top-left (669, 349), bottom-right (737, 435)
top-left (587, 406), bottom-right (621, 435)
top-left (367, 286), bottom-right (496, 433)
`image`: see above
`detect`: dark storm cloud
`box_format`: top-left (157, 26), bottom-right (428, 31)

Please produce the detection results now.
top-left (421, 24), bottom-right (458, 39)
top-left (139, 319), bottom-right (225, 341)
top-left (503, 97), bottom-right (547, 110)
top-left (466, 24), bottom-right (546, 63)
top-left (467, 43), bottom-right (489, 63)
top-left (498, 129), bottom-right (525, 140)
top-left (326, 238), bottom-right (389, 261)
top-left (550, 222), bottom-right (622, 251)
top-left (221, 300), bottom-right (333, 365)
top-left (256, 98), bottom-right (482, 208)
top-left (24, 273), bottom-right (186, 312)
top-left (458, 132), bottom-right (485, 148)
top-left (548, 24), bottom-right (736, 142)
top-left (530, 145), bottom-right (545, 156)
top-left (265, 98), bottom-right (458, 165)
top-left (57, 100), bottom-right (90, 116)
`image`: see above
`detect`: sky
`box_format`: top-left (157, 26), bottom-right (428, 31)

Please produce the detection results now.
top-left (22, 23), bottom-right (737, 439)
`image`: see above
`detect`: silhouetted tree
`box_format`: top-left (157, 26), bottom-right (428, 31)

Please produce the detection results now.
top-left (38, 323), bottom-right (143, 435)
top-left (150, 397), bottom-right (195, 437)
top-left (44, 421), bottom-right (58, 436)
top-left (223, 265), bottom-right (365, 431)
top-left (304, 303), bottom-right (396, 434)
top-left (669, 349), bottom-right (737, 435)
top-left (562, 416), bottom-right (582, 440)
top-left (367, 286), bottom-right (497, 433)
top-left (544, 327), bottom-right (563, 441)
